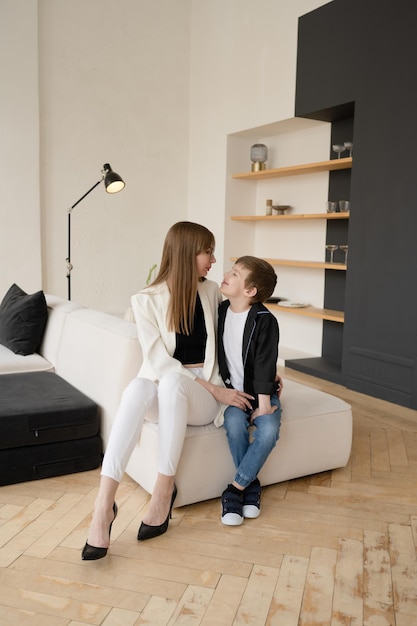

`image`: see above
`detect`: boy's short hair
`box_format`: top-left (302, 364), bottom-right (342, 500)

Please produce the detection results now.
top-left (236, 256), bottom-right (277, 303)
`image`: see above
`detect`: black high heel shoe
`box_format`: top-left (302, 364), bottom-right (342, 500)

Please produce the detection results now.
top-left (137, 484), bottom-right (177, 541)
top-left (81, 502), bottom-right (118, 561)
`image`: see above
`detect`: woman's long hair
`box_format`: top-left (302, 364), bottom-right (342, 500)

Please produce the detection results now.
top-left (151, 221), bottom-right (215, 334)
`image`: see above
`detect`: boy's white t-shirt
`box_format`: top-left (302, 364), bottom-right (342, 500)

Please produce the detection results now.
top-left (223, 307), bottom-right (250, 391)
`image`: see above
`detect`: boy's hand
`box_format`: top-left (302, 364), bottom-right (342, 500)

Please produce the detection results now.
top-left (250, 404), bottom-right (278, 423)
top-left (276, 374), bottom-right (283, 398)
top-left (251, 393), bottom-right (278, 423)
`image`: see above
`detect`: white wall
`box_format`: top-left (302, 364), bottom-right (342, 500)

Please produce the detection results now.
top-left (38, 0), bottom-right (192, 313)
top-left (188, 0), bottom-right (331, 284)
top-left (188, 0), bottom-right (332, 357)
top-left (0, 0), bottom-right (332, 316)
top-left (0, 0), bottom-right (41, 296)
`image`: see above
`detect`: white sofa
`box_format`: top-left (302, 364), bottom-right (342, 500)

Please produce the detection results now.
top-left (127, 379), bottom-right (353, 507)
top-left (0, 294), bottom-right (352, 507)
top-left (0, 295), bottom-right (141, 448)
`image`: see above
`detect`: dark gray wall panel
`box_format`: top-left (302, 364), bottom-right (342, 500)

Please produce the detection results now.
top-left (295, 0), bottom-right (417, 408)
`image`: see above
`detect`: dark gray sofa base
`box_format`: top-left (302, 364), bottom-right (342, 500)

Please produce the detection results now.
top-left (0, 436), bottom-right (102, 485)
top-left (0, 371), bottom-right (102, 486)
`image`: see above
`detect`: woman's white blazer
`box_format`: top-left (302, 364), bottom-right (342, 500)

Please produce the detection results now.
top-left (131, 279), bottom-right (224, 391)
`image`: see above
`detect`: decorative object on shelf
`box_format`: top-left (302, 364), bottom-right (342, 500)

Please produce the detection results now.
top-left (332, 144), bottom-right (345, 159)
top-left (339, 200), bottom-right (350, 212)
top-left (278, 301), bottom-right (309, 308)
top-left (325, 244), bottom-right (338, 263)
top-left (266, 199), bottom-right (273, 215)
top-left (272, 204), bottom-right (291, 215)
top-left (66, 163), bottom-right (125, 300)
top-left (250, 143), bottom-right (268, 171)
top-left (265, 296), bottom-right (286, 304)
top-left (326, 201), bottom-right (338, 213)
top-left (340, 245), bottom-right (349, 265)
top-left (344, 141), bottom-right (353, 157)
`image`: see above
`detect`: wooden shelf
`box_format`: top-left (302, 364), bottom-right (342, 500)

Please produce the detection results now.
top-left (267, 303), bottom-right (344, 323)
top-left (232, 157), bottom-right (352, 180)
top-left (264, 259), bottom-right (347, 271)
top-left (230, 154), bottom-right (349, 325)
top-left (231, 211), bottom-right (350, 221)
top-left (231, 257), bottom-right (346, 270)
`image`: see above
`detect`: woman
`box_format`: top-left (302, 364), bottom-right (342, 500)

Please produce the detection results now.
top-left (82, 221), bottom-right (253, 560)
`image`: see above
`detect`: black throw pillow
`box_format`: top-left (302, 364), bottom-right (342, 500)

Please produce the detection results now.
top-left (0, 284), bottom-right (48, 356)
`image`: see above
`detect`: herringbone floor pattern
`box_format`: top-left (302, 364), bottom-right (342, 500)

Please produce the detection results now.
top-left (0, 368), bottom-right (416, 625)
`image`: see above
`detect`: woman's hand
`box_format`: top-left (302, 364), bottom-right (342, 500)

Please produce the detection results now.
top-left (196, 379), bottom-right (253, 411)
top-left (215, 387), bottom-right (254, 411)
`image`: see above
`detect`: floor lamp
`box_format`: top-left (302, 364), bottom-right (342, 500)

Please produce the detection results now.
top-left (66, 163), bottom-right (125, 300)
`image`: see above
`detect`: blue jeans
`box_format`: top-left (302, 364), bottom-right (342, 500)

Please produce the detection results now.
top-left (223, 394), bottom-right (282, 488)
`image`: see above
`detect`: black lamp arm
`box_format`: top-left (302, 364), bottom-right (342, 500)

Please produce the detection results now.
top-left (68, 176), bottom-right (104, 213)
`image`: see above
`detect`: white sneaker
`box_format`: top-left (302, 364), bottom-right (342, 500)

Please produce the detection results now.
top-left (221, 486), bottom-right (244, 526)
top-left (243, 478), bottom-right (261, 519)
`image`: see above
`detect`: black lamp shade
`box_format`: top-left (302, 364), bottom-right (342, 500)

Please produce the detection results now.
top-left (103, 163), bottom-right (125, 194)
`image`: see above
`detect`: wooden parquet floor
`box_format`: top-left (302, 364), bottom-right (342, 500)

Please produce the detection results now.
top-left (1, 368), bottom-right (417, 625)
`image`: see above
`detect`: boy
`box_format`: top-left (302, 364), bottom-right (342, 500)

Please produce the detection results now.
top-left (217, 256), bottom-right (281, 525)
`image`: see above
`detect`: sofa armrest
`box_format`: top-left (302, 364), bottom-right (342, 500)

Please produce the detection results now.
top-left (41, 295), bottom-right (85, 367)
top-left (54, 308), bottom-right (142, 446)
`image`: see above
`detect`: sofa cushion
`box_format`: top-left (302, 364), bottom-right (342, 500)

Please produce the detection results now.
top-left (0, 284), bottom-right (48, 356)
top-left (0, 371), bottom-right (100, 449)
top-left (0, 343), bottom-right (54, 375)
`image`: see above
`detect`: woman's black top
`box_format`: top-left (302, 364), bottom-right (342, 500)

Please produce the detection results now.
top-left (173, 294), bottom-right (207, 364)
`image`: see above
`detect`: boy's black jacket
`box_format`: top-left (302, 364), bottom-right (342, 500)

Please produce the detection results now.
top-left (217, 300), bottom-right (279, 409)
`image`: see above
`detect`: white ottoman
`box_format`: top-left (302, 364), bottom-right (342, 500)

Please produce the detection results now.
top-left (126, 378), bottom-right (352, 507)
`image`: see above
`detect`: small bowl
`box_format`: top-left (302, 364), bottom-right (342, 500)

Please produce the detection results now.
top-left (272, 205), bottom-right (291, 215)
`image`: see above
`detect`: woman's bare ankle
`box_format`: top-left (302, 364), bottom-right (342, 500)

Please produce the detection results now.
top-left (87, 505), bottom-right (114, 548)
top-left (87, 477), bottom-right (118, 547)
top-left (143, 475), bottom-right (175, 526)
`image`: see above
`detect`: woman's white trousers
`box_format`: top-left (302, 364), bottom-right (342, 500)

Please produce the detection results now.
top-left (101, 371), bottom-right (220, 482)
